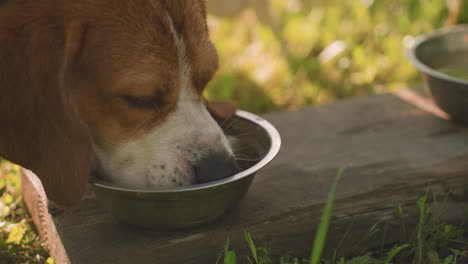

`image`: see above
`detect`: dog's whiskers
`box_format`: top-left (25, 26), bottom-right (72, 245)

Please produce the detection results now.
top-left (218, 117), bottom-right (230, 130)
top-left (231, 147), bottom-right (255, 154)
top-left (229, 132), bottom-right (254, 138)
top-left (233, 152), bottom-right (260, 161)
top-left (221, 117), bottom-right (240, 134)
top-left (234, 157), bottom-right (261, 162)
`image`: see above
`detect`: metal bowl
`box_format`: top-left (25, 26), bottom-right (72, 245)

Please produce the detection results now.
top-left (407, 25), bottom-right (468, 124)
top-left (90, 110), bottom-right (281, 229)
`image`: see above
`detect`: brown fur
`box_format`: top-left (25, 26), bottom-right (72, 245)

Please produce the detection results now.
top-left (0, 0), bottom-right (231, 208)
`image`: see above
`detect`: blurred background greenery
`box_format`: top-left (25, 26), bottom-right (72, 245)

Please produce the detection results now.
top-left (205, 0), bottom-right (468, 113)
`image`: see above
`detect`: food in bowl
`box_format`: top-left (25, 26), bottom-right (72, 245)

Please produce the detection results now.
top-left (438, 67), bottom-right (468, 81)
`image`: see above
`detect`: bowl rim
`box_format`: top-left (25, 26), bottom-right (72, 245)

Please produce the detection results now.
top-left (406, 24), bottom-right (468, 86)
top-left (90, 110), bottom-right (281, 193)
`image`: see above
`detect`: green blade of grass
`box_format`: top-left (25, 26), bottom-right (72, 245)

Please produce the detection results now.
top-left (223, 238), bottom-right (237, 264)
top-left (380, 221), bottom-right (389, 256)
top-left (244, 231), bottom-right (259, 264)
top-left (215, 244), bottom-right (224, 264)
top-left (384, 244), bottom-right (411, 264)
top-left (441, 255), bottom-right (454, 264)
top-left (397, 204), bottom-right (407, 241)
top-left (415, 191), bottom-right (428, 264)
top-left (224, 251), bottom-right (237, 264)
top-left (346, 253), bottom-right (373, 264)
top-left (309, 168), bottom-right (345, 264)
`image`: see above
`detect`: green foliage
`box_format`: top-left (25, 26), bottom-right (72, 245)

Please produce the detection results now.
top-left (206, 0), bottom-right (450, 113)
top-left (383, 244), bottom-right (411, 264)
top-left (345, 254), bottom-right (373, 264)
top-left (396, 204), bottom-right (407, 241)
top-left (0, 161), bottom-right (52, 264)
top-left (457, 0), bottom-right (468, 24)
top-left (415, 193), bottom-right (429, 263)
top-left (404, 192), bottom-right (468, 264)
top-left (223, 238), bottom-right (237, 264)
top-left (245, 230), bottom-right (272, 264)
top-left (310, 168), bottom-right (345, 264)
top-left (221, 186), bottom-right (467, 264)
top-left (222, 169), bottom-right (345, 264)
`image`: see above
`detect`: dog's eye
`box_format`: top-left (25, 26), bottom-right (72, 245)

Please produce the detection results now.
top-left (122, 95), bottom-right (164, 109)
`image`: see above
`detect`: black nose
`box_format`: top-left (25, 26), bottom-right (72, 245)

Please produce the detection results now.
top-left (194, 152), bottom-right (239, 184)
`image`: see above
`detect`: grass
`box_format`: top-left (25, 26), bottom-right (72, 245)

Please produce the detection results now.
top-left (220, 168), bottom-right (344, 264)
top-left (309, 168), bottom-right (345, 264)
top-left (220, 169), bottom-right (468, 264)
top-left (0, 160), bottom-right (52, 264)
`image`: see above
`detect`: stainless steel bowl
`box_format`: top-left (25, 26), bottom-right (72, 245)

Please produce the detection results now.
top-left (90, 110), bottom-right (281, 229)
top-left (407, 25), bottom-right (468, 124)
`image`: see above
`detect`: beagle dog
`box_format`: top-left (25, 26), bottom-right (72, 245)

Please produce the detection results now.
top-left (0, 0), bottom-right (238, 208)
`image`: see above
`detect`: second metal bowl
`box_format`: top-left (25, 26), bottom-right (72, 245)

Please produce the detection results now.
top-left (407, 25), bottom-right (468, 124)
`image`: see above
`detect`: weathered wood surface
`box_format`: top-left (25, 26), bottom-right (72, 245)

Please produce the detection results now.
top-left (21, 169), bottom-right (70, 264)
top-left (27, 89), bottom-right (468, 264)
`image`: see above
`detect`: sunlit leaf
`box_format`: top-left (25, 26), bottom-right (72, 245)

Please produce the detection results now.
top-left (1, 193), bottom-right (14, 205)
top-left (442, 255), bottom-right (454, 264)
top-left (346, 253), bottom-right (374, 264)
top-left (384, 244), bottom-right (411, 264)
top-left (6, 224), bottom-right (25, 244)
top-left (224, 238), bottom-right (237, 264)
top-left (1, 203), bottom-right (10, 218)
top-left (427, 249), bottom-right (440, 264)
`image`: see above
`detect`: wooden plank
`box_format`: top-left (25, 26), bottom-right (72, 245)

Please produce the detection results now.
top-left (27, 89), bottom-right (468, 263)
top-left (21, 168), bottom-right (70, 264)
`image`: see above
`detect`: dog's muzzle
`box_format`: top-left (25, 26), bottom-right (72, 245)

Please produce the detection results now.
top-left (194, 151), bottom-right (239, 184)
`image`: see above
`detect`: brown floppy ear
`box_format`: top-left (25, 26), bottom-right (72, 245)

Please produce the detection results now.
top-left (205, 100), bottom-right (238, 123)
top-left (197, 0), bottom-right (208, 20)
top-left (0, 6), bottom-right (91, 208)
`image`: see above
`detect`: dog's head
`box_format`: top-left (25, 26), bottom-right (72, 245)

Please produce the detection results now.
top-left (0, 0), bottom-right (237, 207)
